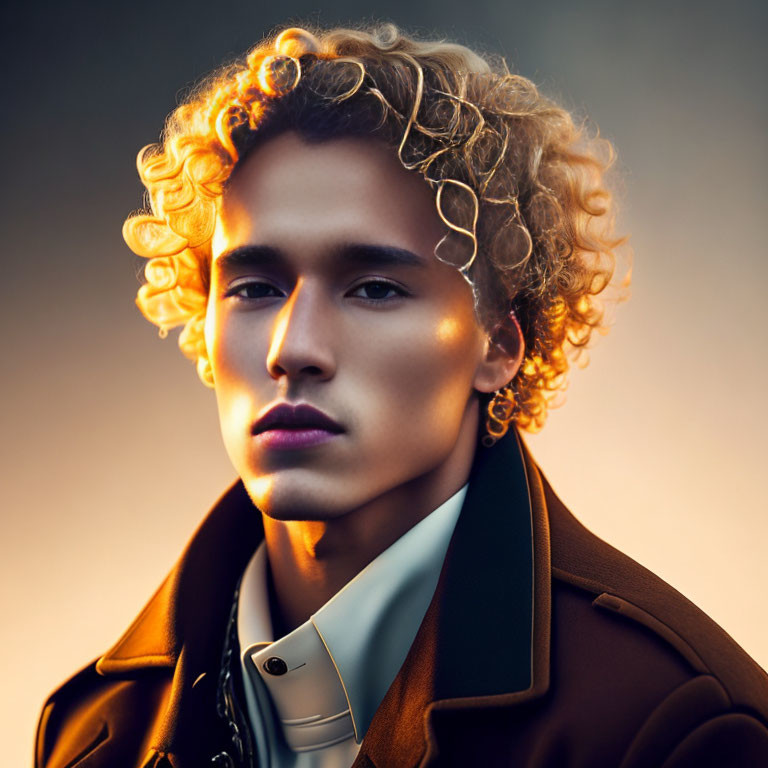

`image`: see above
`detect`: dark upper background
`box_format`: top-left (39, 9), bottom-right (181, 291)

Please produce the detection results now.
top-left (2, 0), bottom-right (766, 761)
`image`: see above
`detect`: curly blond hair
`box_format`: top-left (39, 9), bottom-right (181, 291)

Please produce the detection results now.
top-left (123, 22), bottom-right (628, 434)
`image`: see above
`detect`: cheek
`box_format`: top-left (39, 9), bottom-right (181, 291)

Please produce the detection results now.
top-left (349, 311), bottom-right (481, 433)
top-left (205, 308), bottom-right (270, 445)
top-left (206, 305), bottom-right (264, 382)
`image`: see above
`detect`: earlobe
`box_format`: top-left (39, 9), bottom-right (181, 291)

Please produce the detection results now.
top-left (197, 355), bottom-right (216, 388)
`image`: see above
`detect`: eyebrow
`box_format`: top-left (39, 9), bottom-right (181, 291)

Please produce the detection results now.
top-left (213, 242), bottom-right (429, 274)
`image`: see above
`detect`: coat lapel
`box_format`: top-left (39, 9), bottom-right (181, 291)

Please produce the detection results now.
top-left (355, 427), bottom-right (552, 768)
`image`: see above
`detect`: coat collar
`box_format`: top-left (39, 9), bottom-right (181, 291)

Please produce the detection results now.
top-left (355, 426), bottom-right (551, 768)
top-left (96, 479), bottom-right (263, 677)
top-left (96, 425), bottom-right (551, 767)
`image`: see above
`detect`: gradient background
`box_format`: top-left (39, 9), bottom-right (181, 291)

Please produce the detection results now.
top-left (2, 0), bottom-right (766, 763)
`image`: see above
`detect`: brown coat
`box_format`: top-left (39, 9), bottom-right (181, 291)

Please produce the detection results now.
top-left (35, 429), bottom-right (768, 767)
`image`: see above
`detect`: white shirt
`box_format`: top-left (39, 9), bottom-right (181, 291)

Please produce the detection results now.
top-left (236, 484), bottom-right (468, 768)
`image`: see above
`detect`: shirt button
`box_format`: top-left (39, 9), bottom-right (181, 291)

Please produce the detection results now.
top-left (263, 656), bottom-right (288, 675)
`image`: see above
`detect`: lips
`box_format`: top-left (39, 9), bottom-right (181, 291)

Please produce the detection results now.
top-left (252, 402), bottom-right (344, 435)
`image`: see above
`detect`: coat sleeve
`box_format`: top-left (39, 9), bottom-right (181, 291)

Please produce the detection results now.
top-left (619, 674), bottom-right (768, 768)
top-left (660, 713), bottom-right (768, 768)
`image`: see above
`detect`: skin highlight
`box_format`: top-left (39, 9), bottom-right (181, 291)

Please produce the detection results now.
top-left (205, 132), bottom-right (523, 635)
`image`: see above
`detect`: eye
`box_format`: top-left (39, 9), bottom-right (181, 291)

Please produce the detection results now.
top-left (349, 280), bottom-right (408, 301)
top-left (226, 281), bottom-right (282, 300)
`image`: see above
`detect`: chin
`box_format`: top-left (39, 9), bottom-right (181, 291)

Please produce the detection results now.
top-left (244, 474), bottom-right (353, 522)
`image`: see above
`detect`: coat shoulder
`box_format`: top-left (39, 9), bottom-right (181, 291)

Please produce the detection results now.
top-left (539, 468), bottom-right (768, 725)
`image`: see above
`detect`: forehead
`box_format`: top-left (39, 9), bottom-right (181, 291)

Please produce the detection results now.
top-left (212, 131), bottom-right (446, 262)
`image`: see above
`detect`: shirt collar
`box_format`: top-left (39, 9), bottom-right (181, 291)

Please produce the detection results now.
top-left (237, 483), bottom-right (468, 750)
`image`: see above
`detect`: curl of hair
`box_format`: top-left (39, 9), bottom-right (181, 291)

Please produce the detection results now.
top-left (124, 21), bottom-right (629, 433)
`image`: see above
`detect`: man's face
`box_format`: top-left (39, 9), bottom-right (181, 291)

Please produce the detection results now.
top-left (206, 131), bottom-right (492, 520)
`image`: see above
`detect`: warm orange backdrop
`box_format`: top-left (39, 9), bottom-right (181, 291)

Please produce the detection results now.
top-left (2, 1), bottom-right (766, 764)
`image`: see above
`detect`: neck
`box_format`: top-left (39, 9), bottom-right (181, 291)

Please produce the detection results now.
top-left (261, 403), bottom-right (480, 637)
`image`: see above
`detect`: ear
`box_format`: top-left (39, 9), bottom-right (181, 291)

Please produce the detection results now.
top-left (196, 354), bottom-right (216, 388)
top-left (473, 311), bottom-right (525, 393)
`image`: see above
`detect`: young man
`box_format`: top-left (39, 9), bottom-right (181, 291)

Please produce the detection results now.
top-left (36, 23), bottom-right (768, 768)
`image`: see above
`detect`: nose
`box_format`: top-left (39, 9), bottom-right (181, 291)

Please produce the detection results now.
top-left (266, 279), bottom-right (337, 382)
